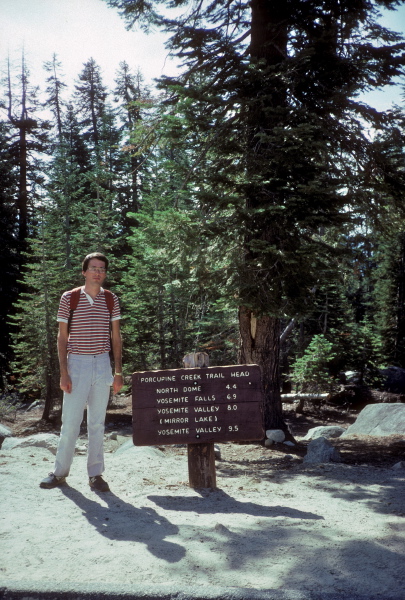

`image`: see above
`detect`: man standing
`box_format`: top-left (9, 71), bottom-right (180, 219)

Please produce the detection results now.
top-left (40, 252), bottom-right (123, 492)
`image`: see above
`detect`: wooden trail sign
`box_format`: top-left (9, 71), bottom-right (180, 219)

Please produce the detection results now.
top-left (132, 364), bottom-right (264, 447)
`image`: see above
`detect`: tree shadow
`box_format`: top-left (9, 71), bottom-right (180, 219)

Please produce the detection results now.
top-left (215, 454), bottom-right (405, 518)
top-left (147, 488), bottom-right (324, 520)
top-left (59, 485), bottom-right (185, 562)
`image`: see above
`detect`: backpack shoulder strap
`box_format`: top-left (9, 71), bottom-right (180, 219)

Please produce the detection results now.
top-left (68, 287), bottom-right (82, 332)
top-left (69, 287), bottom-right (82, 311)
top-left (103, 289), bottom-right (114, 316)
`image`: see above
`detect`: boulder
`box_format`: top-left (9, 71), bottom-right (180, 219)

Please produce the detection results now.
top-left (303, 426), bottom-right (346, 441)
top-left (303, 436), bottom-right (341, 465)
top-left (380, 366), bottom-right (405, 393)
top-left (342, 403), bottom-right (405, 437)
top-left (1, 433), bottom-right (60, 454)
top-left (0, 424), bottom-right (12, 448)
top-left (265, 429), bottom-right (285, 443)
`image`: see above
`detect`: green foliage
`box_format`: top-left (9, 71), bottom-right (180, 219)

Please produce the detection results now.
top-left (289, 334), bottom-right (337, 393)
top-left (0, 121), bottom-right (20, 386)
top-left (106, 0), bottom-right (405, 319)
top-left (4, 1), bottom-right (405, 411)
top-left (0, 390), bottom-right (22, 422)
top-left (371, 231), bottom-right (405, 367)
top-left (10, 245), bottom-right (63, 406)
top-left (120, 208), bottom-right (238, 370)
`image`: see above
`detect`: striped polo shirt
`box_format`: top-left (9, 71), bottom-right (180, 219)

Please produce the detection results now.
top-left (57, 287), bottom-right (121, 355)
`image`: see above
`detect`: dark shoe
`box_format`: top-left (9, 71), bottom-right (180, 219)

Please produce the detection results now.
top-left (89, 475), bottom-right (110, 492)
top-left (40, 473), bottom-right (66, 489)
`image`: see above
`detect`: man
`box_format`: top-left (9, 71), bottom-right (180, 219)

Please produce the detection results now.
top-left (40, 252), bottom-right (123, 492)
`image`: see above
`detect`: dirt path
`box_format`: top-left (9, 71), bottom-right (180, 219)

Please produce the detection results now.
top-left (1, 436), bottom-right (404, 599)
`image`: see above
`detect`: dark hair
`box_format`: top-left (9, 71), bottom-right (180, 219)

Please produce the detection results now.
top-left (82, 252), bottom-right (109, 272)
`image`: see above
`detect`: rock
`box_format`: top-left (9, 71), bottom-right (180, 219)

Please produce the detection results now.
top-left (344, 371), bottom-right (362, 384)
top-left (265, 429), bottom-right (285, 443)
top-left (0, 424), bottom-right (12, 448)
top-left (342, 403), bottom-right (405, 437)
top-left (303, 426), bottom-right (346, 441)
top-left (303, 436), bottom-right (341, 465)
top-left (283, 441), bottom-right (296, 447)
top-left (392, 461), bottom-right (405, 470)
top-left (108, 431), bottom-right (118, 440)
top-left (214, 523), bottom-right (229, 533)
top-left (264, 439), bottom-right (273, 448)
top-left (1, 433), bottom-right (60, 455)
top-left (214, 444), bottom-right (221, 459)
top-left (380, 366), bottom-right (405, 393)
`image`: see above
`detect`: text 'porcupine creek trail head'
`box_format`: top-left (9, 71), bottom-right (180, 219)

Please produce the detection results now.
top-left (132, 365), bottom-right (264, 445)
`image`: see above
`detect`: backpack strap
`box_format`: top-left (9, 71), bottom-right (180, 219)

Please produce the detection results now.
top-left (69, 287), bottom-right (82, 311)
top-left (68, 287), bottom-right (82, 332)
top-left (103, 289), bottom-right (114, 316)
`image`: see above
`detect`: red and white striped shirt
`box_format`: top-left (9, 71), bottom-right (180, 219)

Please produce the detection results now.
top-left (57, 287), bottom-right (121, 355)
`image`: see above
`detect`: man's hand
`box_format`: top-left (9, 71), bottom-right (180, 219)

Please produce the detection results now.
top-left (60, 373), bottom-right (72, 394)
top-left (113, 374), bottom-right (123, 395)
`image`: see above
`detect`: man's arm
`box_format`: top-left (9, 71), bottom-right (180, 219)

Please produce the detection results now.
top-left (58, 322), bottom-right (72, 393)
top-left (111, 319), bottom-right (123, 395)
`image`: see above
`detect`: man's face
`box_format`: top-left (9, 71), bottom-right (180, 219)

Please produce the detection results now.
top-left (83, 258), bottom-right (107, 285)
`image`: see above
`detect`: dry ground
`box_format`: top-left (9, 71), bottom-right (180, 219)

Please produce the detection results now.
top-left (1, 397), bottom-right (404, 598)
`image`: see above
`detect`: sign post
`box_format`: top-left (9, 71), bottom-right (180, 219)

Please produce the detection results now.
top-left (183, 352), bottom-right (216, 488)
top-left (132, 363), bottom-right (264, 488)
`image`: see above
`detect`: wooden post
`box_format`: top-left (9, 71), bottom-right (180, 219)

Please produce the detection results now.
top-left (183, 352), bottom-right (217, 489)
top-left (188, 442), bottom-right (216, 489)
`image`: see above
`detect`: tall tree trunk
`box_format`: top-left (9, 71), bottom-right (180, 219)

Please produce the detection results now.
top-left (238, 1), bottom-right (289, 432)
top-left (18, 125), bottom-right (28, 243)
top-left (158, 283), bottom-right (166, 369)
top-left (395, 232), bottom-right (405, 364)
top-left (7, 55), bottom-right (29, 245)
top-left (239, 307), bottom-right (284, 430)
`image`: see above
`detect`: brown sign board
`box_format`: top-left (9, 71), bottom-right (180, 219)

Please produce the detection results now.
top-left (132, 364), bottom-right (264, 446)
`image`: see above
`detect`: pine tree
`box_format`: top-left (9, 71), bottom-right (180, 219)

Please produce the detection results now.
top-left (74, 58), bottom-right (107, 153)
top-left (10, 62), bottom-right (121, 416)
top-left (121, 209), bottom-right (238, 370)
top-left (10, 207), bottom-right (66, 416)
top-left (5, 51), bottom-right (50, 245)
top-left (0, 120), bottom-right (19, 387)
top-left (106, 0), bottom-right (405, 431)
top-left (113, 62), bottom-right (154, 241)
top-left (43, 54), bottom-right (68, 141)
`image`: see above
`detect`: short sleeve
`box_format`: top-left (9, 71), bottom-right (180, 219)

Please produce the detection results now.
top-left (111, 293), bottom-right (121, 322)
top-left (57, 292), bottom-right (71, 323)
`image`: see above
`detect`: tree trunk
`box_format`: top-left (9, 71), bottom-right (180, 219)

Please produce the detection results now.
top-left (239, 2), bottom-right (289, 434)
top-left (238, 306), bottom-right (285, 431)
top-left (18, 125), bottom-right (28, 244)
top-left (158, 284), bottom-right (166, 369)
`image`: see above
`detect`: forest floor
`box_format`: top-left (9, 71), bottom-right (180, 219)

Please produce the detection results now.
top-left (1, 398), bottom-right (404, 599)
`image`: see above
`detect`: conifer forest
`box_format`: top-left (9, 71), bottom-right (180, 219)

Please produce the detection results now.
top-left (2, 0), bottom-right (405, 430)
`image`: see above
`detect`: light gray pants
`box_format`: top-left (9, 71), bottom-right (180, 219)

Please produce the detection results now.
top-left (53, 352), bottom-right (113, 478)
